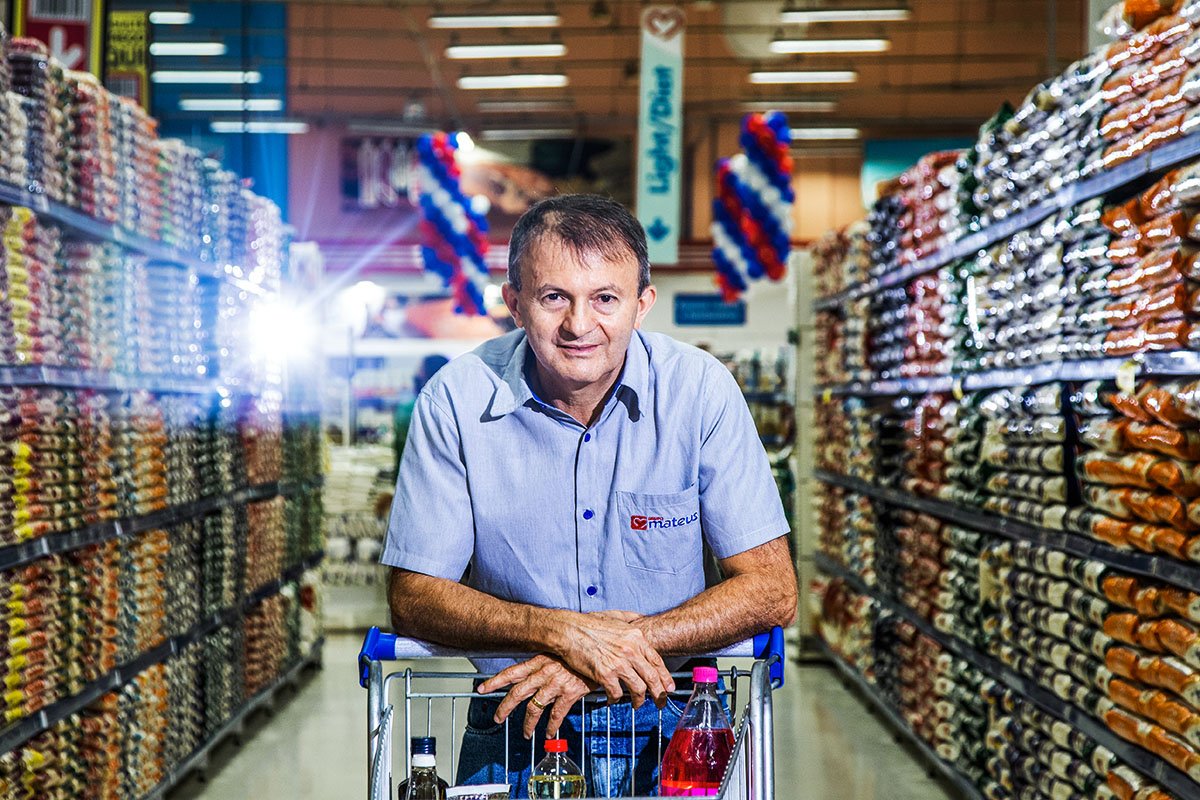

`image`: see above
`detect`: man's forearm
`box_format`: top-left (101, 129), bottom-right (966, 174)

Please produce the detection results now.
top-left (634, 538), bottom-right (798, 656)
top-left (389, 569), bottom-right (570, 654)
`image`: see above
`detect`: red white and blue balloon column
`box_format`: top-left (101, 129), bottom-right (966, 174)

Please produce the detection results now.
top-left (711, 111), bottom-right (795, 302)
top-left (414, 131), bottom-right (492, 315)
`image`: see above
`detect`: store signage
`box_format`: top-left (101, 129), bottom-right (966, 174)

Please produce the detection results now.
top-left (11, 0), bottom-right (107, 75)
top-left (105, 10), bottom-right (148, 108)
top-left (673, 293), bottom-right (746, 327)
top-left (342, 137), bottom-right (414, 210)
top-left (636, 5), bottom-right (684, 265)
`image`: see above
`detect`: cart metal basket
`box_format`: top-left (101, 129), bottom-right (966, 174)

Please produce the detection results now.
top-left (358, 627), bottom-right (784, 800)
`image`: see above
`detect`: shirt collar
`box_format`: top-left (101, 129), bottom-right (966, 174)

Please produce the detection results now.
top-left (486, 331), bottom-right (648, 422)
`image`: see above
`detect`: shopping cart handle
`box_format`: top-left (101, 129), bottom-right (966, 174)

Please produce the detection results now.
top-left (359, 626), bottom-right (786, 688)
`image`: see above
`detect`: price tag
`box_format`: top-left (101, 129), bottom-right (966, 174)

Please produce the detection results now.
top-left (951, 378), bottom-right (965, 401)
top-left (821, 388), bottom-right (834, 403)
top-left (1116, 360), bottom-right (1138, 395)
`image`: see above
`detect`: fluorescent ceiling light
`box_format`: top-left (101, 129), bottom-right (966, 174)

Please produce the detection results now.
top-left (446, 43), bottom-right (565, 59)
top-left (346, 120), bottom-right (435, 136)
top-left (211, 120), bottom-right (309, 134)
top-left (749, 70), bottom-right (857, 84)
top-left (477, 99), bottom-right (572, 112)
top-left (781, 8), bottom-right (909, 23)
top-left (180, 97), bottom-right (283, 112)
top-left (458, 74), bottom-right (568, 90)
top-left (150, 42), bottom-right (227, 56)
top-left (149, 11), bottom-right (193, 25)
top-left (791, 127), bottom-right (861, 140)
top-left (769, 38), bottom-right (889, 54)
top-left (429, 14), bottom-right (559, 29)
top-left (739, 100), bottom-right (837, 112)
top-left (480, 128), bottom-right (573, 140)
top-left (152, 70), bottom-right (262, 84)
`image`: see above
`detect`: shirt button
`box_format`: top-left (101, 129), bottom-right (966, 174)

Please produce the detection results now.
top-left (586, 585), bottom-right (598, 596)
top-left (584, 433), bottom-right (591, 442)
top-left (583, 509), bottom-right (594, 520)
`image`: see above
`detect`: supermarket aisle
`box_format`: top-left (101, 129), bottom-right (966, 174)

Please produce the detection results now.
top-left (173, 635), bottom-right (953, 800)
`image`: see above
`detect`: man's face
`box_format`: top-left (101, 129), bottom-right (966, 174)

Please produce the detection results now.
top-left (503, 236), bottom-right (656, 394)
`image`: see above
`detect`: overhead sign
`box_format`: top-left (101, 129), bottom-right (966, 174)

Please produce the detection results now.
top-left (105, 10), bottom-right (148, 108)
top-left (11, 0), bottom-right (107, 75)
top-left (636, 5), bottom-right (684, 265)
top-left (673, 293), bottom-right (747, 327)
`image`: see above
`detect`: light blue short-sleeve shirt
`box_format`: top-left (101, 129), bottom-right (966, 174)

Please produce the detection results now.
top-left (381, 328), bottom-right (789, 616)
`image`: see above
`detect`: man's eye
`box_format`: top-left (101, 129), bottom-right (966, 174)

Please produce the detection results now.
top-left (543, 293), bottom-right (563, 302)
top-left (597, 294), bottom-right (617, 304)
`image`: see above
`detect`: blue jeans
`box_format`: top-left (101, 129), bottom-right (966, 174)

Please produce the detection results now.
top-left (456, 695), bottom-right (686, 797)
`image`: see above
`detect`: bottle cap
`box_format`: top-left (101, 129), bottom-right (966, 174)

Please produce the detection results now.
top-left (412, 754), bottom-right (436, 769)
top-left (693, 666), bottom-right (719, 684)
top-left (544, 738), bottom-right (568, 753)
top-left (410, 736), bottom-right (436, 755)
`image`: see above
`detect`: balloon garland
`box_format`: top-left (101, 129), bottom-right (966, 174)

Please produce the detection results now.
top-left (710, 112), bottom-right (795, 302)
top-left (414, 132), bottom-right (491, 315)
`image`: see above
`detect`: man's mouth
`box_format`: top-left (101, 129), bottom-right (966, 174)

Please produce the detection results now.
top-left (558, 343), bottom-right (600, 356)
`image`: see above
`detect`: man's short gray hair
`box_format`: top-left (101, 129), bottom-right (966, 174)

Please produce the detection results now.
top-left (507, 194), bottom-right (652, 295)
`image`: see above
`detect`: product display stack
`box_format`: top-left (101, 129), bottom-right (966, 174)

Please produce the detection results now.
top-left (0, 22), bottom-right (325, 800)
top-left (811, 3), bottom-right (1200, 798)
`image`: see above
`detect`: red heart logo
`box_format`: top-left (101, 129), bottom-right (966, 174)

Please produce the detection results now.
top-left (643, 7), bottom-right (685, 41)
top-left (630, 515), bottom-right (648, 530)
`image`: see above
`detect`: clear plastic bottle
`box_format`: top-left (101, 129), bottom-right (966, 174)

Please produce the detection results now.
top-left (528, 738), bottom-right (585, 799)
top-left (398, 737), bottom-right (448, 800)
top-left (659, 666), bottom-right (735, 797)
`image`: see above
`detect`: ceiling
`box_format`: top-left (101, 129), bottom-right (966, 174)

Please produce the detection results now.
top-left (283, 0), bottom-right (1088, 141)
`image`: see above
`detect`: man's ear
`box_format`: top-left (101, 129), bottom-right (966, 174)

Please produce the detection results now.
top-left (634, 284), bottom-right (657, 329)
top-left (502, 283), bottom-right (523, 328)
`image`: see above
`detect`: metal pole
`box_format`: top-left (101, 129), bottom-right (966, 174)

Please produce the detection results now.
top-left (749, 661), bottom-right (773, 800)
top-left (367, 660), bottom-right (383, 800)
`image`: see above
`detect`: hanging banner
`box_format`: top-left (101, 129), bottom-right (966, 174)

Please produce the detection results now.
top-left (11, 0), bottom-right (108, 75)
top-left (636, 5), bottom-right (684, 265)
top-left (105, 10), bottom-right (148, 108)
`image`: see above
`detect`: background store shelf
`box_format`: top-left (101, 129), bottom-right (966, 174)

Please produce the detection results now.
top-left (0, 550), bottom-right (323, 757)
top-left (812, 132), bottom-right (1200, 312)
top-left (818, 641), bottom-right (985, 800)
top-left (814, 554), bottom-right (1200, 799)
top-left (813, 470), bottom-right (1200, 591)
top-left (0, 180), bottom-right (267, 295)
top-left (814, 352), bottom-right (1200, 398)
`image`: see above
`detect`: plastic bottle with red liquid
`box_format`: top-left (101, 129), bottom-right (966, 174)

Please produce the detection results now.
top-left (659, 666), bottom-right (735, 797)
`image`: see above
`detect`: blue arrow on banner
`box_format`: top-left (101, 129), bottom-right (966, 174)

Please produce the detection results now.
top-left (647, 218), bottom-right (670, 242)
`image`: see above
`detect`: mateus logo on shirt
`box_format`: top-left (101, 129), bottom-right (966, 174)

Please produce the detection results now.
top-left (630, 512), bottom-right (699, 530)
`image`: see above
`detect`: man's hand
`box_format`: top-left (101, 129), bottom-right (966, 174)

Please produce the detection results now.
top-left (550, 611), bottom-right (674, 709)
top-left (478, 655), bottom-right (594, 738)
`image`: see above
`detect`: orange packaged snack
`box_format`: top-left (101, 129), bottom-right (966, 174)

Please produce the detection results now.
top-left (1141, 382), bottom-right (1200, 426)
top-left (1108, 646), bottom-right (1142, 679)
top-left (1110, 677), bottom-right (1151, 713)
top-left (1104, 706), bottom-right (1149, 742)
top-left (1106, 612), bottom-right (1143, 645)
top-left (1125, 421), bottom-right (1200, 459)
top-left (1104, 197), bottom-right (1148, 235)
top-left (1092, 516), bottom-right (1136, 548)
top-left (1109, 235), bottom-right (1145, 265)
top-left (1079, 451), bottom-right (1163, 488)
top-left (1135, 585), bottom-right (1167, 617)
top-left (1144, 726), bottom-right (1200, 777)
top-left (1144, 691), bottom-right (1200, 745)
top-left (1140, 209), bottom-right (1190, 249)
top-left (1160, 586), bottom-right (1200, 622)
top-left (1155, 618), bottom-right (1200, 665)
top-left (1149, 526), bottom-right (1190, 558)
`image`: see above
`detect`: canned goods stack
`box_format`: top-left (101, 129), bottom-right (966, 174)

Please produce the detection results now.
top-left (245, 496), bottom-right (285, 595)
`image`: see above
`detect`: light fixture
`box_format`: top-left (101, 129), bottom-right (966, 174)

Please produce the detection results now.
top-left (477, 99), bottom-right (573, 112)
top-left (149, 42), bottom-right (227, 56)
top-left (749, 70), bottom-right (857, 84)
top-left (346, 120), bottom-right (435, 136)
top-left (152, 70), bottom-right (262, 84)
top-left (791, 127), bottom-right (861, 140)
top-left (457, 74), bottom-right (568, 90)
top-left (445, 43), bottom-right (566, 59)
top-left (180, 97), bottom-right (283, 112)
top-left (149, 11), bottom-right (193, 25)
top-left (739, 100), bottom-right (837, 112)
top-left (211, 120), bottom-right (309, 134)
top-left (781, 8), bottom-right (909, 23)
top-left (480, 128), bottom-right (573, 140)
top-left (769, 38), bottom-right (889, 54)
top-left (428, 14), bottom-right (560, 29)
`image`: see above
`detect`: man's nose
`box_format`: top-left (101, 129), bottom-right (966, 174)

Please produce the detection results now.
top-left (561, 300), bottom-right (596, 337)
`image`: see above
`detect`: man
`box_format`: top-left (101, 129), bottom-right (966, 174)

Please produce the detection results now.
top-left (383, 194), bottom-right (796, 796)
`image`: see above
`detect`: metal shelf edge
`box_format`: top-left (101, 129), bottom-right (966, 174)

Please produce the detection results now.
top-left (811, 471), bottom-right (1200, 592)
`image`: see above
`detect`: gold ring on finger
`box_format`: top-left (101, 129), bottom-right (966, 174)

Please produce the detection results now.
top-left (529, 696), bottom-right (547, 709)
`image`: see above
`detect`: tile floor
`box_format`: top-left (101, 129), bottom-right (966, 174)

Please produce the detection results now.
top-left (171, 634), bottom-right (955, 800)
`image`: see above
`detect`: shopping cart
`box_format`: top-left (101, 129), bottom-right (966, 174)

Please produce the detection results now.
top-left (358, 627), bottom-right (785, 800)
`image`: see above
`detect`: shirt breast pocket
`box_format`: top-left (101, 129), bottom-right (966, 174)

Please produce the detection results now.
top-left (615, 484), bottom-right (702, 575)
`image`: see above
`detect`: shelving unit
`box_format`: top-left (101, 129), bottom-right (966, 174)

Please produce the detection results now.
top-left (812, 132), bottom-right (1200, 313)
top-left (815, 554), bottom-right (1200, 798)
